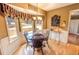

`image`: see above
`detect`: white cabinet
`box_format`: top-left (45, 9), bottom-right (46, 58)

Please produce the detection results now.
top-left (50, 30), bottom-right (68, 43)
top-left (50, 31), bottom-right (55, 40)
top-left (60, 31), bottom-right (68, 43)
top-left (55, 32), bottom-right (60, 41)
top-left (50, 31), bottom-right (59, 41)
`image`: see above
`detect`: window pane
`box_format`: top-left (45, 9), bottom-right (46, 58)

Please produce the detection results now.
top-left (20, 19), bottom-right (33, 33)
top-left (6, 16), bottom-right (18, 43)
top-left (35, 19), bottom-right (43, 30)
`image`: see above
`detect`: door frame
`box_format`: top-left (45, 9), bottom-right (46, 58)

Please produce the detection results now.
top-left (67, 9), bottom-right (79, 43)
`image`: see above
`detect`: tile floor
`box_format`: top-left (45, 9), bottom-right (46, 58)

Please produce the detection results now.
top-left (14, 39), bottom-right (79, 55)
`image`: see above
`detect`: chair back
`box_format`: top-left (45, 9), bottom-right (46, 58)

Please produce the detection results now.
top-left (24, 31), bottom-right (33, 46)
top-left (43, 29), bottom-right (50, 41)
top-left (24, 32), bottom-right (28, 43)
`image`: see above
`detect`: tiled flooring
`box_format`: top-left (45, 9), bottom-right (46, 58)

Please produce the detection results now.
top-left (14, 39), bottom-right (79, 55)
top-left (14, 41), bottom-right (55, 55)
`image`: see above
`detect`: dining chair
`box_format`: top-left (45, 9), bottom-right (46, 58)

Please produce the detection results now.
top-left (24, 31), bottom-right (33, 47)
top-left (43, 29), bottom-right (50, 47)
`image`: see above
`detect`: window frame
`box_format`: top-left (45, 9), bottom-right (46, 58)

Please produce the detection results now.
top-left (5, 16), bottom-right (19, 43)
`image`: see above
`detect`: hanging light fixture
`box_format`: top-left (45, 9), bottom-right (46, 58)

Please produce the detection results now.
top-left (32, 16), bottom-right (36, 20)
top-left (37, 16), bottom-right (42, 20)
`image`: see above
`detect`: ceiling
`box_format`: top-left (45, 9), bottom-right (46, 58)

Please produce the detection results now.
top-left (7, 3), bottom-right (74, 15)
top-left (30, 3), bottom-right (73, 11)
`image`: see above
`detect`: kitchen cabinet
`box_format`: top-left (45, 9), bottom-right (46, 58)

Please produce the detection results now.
top-left (50, 30), bottom-right (68, 43)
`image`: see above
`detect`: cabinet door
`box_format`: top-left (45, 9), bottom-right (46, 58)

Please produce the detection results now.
top-left (60, 31), bottom-right (68, 43)
top-left (51, 31), bottom-right (55, 40)
top-left (55, 32), bottom-right (60, 41)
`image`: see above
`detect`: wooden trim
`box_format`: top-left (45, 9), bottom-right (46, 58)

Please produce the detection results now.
top-left (18, 18), bottom-right (21, 32)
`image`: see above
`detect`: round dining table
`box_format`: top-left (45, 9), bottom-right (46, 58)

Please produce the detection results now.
top-left (32, 33), bottom-right (46, 55)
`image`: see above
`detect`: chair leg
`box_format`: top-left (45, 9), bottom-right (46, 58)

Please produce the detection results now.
top-left (46, 41), bottom-right (50, 49)
top-left (46, 41), bottom-right (49, 47)
top-left (33, 48), bottom-right (35, 55)
top-left (41, 47), bottom-right (44, 55)
top-left (46, 41), bottom-right (48, 45)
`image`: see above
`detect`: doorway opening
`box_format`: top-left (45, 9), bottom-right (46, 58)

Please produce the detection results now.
top-left (68, 9), bottom-right (79, 45)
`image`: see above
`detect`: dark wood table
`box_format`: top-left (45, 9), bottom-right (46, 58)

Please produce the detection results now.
top-left (32, 33), bottom-right (45, 55)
